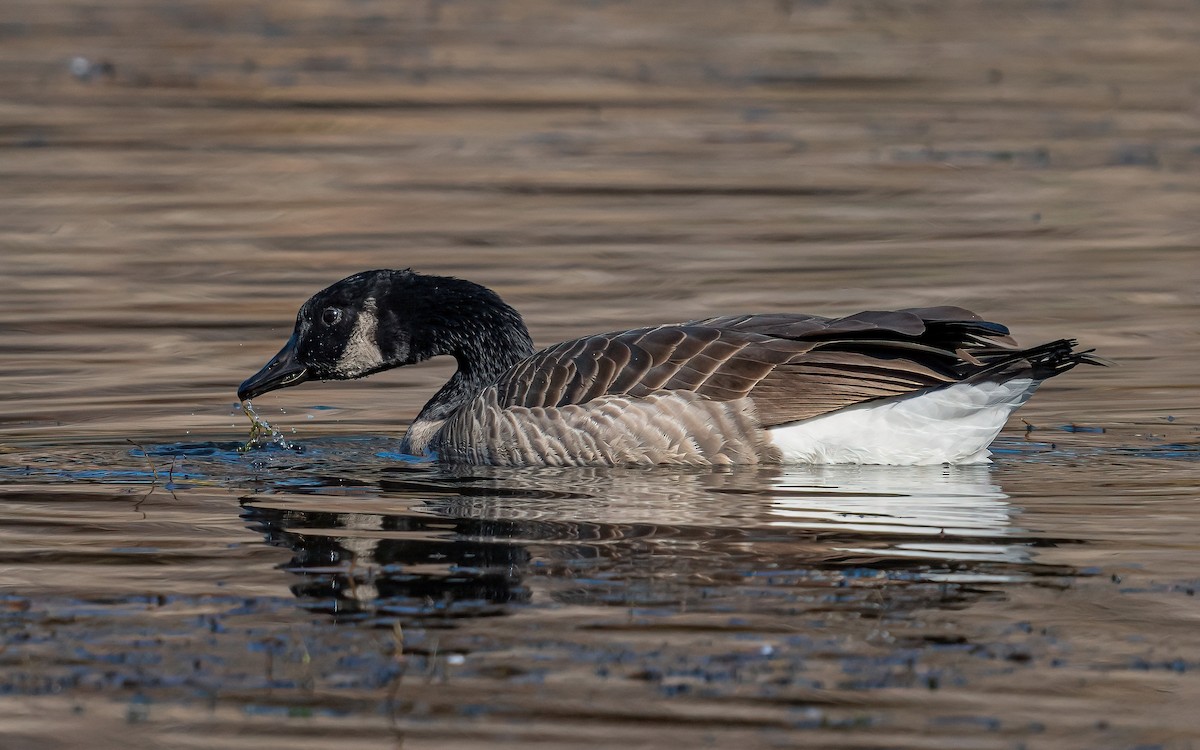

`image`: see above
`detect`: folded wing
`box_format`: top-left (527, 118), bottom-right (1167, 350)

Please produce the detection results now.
top-left (489, 308), bottom-right (1049, 425)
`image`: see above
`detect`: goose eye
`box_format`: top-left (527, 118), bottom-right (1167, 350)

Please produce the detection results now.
top-left (321, 307), bottom-right (342, 326)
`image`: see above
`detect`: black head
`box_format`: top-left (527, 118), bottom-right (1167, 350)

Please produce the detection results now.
top-left (237, 269), bottom-right (534, 403)
top-left (238, 269), bottom-right (410, 401)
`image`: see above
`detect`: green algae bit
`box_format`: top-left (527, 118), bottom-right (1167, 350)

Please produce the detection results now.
top-left (239, 400), bottom-right (297, 451)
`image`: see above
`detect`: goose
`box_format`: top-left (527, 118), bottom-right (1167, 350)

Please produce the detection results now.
top-left (237, 269), bottom-right (1100, 466)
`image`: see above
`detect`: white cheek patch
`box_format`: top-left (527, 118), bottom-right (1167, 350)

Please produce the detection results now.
top-left (335, 298), bottom-right (385, 377)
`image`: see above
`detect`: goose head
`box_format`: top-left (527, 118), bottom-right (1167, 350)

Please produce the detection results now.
top-left (238, 269), bottom-right (534, 405)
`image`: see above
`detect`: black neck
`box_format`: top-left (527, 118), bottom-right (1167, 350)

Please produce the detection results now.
top-left (417, 325), bottom-right (534, 424)
top-left (387, 274), bottom-right (535, 424)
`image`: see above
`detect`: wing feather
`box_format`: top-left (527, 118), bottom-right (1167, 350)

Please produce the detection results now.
top-left (491, 310), bottom-right (1033, 424)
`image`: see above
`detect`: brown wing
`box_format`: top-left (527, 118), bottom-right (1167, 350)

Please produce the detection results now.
top-left (492, 310), bottom-right (1029, 425)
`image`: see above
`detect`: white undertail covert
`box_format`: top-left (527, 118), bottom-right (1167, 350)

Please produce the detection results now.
top-left (766, 378), bottom-right (1040, 465)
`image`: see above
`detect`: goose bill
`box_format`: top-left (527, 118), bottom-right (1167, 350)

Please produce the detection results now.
top-left (238, 334), bottom-right (309, 401)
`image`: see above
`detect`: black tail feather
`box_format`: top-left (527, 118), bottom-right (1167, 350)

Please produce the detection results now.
top-left (976, 338), bottom-right (1107, 382)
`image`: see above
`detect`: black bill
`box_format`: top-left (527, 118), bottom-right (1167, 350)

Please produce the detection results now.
top-left (238, 334), bottom-right (310, 401)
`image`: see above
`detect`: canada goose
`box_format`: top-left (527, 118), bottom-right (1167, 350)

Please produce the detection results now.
top-left (238, 269), bottom-right (1100, 466)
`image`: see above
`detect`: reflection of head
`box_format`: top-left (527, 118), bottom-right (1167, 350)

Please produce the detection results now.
top-left (244, 505), bottom-right (531, 624)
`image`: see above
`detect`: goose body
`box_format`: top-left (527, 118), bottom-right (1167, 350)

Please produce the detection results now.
top-left (238, 269), bottom-right (1099, 467)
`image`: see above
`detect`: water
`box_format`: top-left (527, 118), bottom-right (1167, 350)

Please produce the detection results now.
top-left (2, 1), bottom-right (1200, 748)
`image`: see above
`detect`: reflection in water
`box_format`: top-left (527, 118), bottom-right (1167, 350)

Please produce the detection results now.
top-left (9, 434), bottom-right (1192, 749)
top-left (246, 503), bottom-right (532, 622)
top-left (766, 466), bottom-right (1013, 537)
top-left (243, 463), bottom-right (1073, 627)
top-left (766, 467), bottom-right (1035, 573)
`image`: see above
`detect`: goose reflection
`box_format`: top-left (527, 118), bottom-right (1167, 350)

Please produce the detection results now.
top-left (763, 465), bottom-right (1035, 573)
top-left (243, 463), bottom-right (1071, 626)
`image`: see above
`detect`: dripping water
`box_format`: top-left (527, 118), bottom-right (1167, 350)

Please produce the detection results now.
top-left (240, 399), bottom-right (300, 452)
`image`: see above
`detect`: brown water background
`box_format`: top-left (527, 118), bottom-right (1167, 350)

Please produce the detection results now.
top-left (1, 1), bottom-right (1199, 748)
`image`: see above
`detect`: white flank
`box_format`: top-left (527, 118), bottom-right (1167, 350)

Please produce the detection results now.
top-left (767, 378), bottom-right (1039, 465)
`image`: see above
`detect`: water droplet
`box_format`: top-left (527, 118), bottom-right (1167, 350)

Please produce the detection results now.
top-left (239, 399), bottom-right (299, 451)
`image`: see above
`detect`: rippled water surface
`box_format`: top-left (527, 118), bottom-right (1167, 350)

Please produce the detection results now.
top-left (2, 1), bottom-right (1199, 748)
